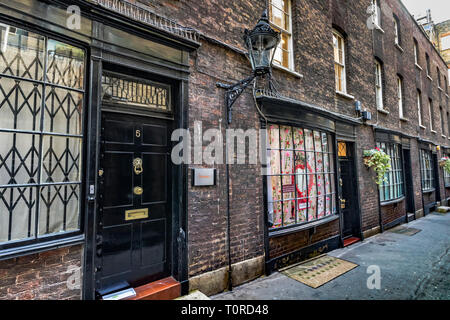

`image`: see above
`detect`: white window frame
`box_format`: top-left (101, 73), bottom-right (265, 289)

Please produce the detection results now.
top-left (372, 0), bottom-right (381, 28)
top-left (269, 0), bottom-right (294, 71)
top-left (375, 60), bottom-right (383, 110)
top-left (333, 30), bottom-right (347, 94)
top-left (441, 34), bottom-right (450, 51)
top-left (394, 19), bottom-right (399, 45)
top-left (414, 40), bottom-right (419, 65)
top-left (397, 77), bottom-right (403, 118)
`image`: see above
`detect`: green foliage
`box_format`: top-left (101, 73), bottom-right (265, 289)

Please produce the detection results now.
top-left (441, 157), bottom-right (450, 174)
top-left (363, 148), bottom-right (391, 185)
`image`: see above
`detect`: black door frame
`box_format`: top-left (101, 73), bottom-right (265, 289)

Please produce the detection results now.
top-left (402, 148), bottom-right (416, 219)
top-left (82, 22), bottom-right (195, 300)
top-left (337, 140), bottom-right (363, 242)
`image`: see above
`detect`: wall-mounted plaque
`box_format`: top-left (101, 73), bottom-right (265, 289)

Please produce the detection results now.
top-left (193, 168), bottom-right (216, 186)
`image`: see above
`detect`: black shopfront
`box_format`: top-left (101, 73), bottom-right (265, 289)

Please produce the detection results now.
top-left (256, 94), bottom-right (363, 272)
top-left (0, 0), bottom-right (198, 299)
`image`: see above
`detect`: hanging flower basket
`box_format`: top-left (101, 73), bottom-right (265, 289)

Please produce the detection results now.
top-left (440, 157), bottom-right (450, 174)
top-left (363, 147), bottom-right (391, 185)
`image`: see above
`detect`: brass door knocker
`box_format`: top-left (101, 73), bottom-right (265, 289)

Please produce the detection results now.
top-left (133, 158), bottom-right (143, 175)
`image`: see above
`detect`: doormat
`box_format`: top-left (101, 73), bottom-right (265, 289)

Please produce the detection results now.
top-left (388, 226), bottom-right (421, 236)
top-left (281, 255), bottom-right (358, 289)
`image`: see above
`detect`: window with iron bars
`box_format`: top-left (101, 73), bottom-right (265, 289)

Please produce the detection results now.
top-left (0, 23), bottom-right (85, 249)
top-left (266, 124), bottom-right (337, 230)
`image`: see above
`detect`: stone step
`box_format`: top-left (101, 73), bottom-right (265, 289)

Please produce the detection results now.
top-left (126, 276), bottom-right (181, 300)
top-left (176, 290), bottom-right (210, 300)
top-left (436, 206), bottom-right (450, 213)
top-left (407, 213), bottom-right (415, 222)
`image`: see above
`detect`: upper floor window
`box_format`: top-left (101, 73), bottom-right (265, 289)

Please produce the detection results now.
top-left (425, 53), bottom-right (431, 77)
top-left (440, 106), bottom-right (445, 135)
top-left (372, 0), bottom-right (381, 28)
top-left (437, 68), bottom-right (441, 88)
top-left (333, 30), bottom-right (346, 93)
top-left (375, 60), bottom-right (383, 110)
top-left (269, 0), bottom-right (293, 70)
top-left (417, 90), bottom-right (423, 126)
top-left (429, 98), bottom-right (434, 131)
top-left (441, 34), bottom-right (450, 50)
top-left (397, 76), bottom-right (403, 118)
top-left (393, 16), bottom-right (400, 45)
top-left (414, 39), bottom-right (419, 65)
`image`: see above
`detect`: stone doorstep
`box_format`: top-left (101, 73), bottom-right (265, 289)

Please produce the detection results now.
top-left (436, 206), bottom-right (450, 213)
top-left (125, 276), bottom-right (180, 300)
top-left (176, 290), bottom-right (210, 300)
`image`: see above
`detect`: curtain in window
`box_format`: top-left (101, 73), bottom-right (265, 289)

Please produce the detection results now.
top-left (267, 124), bottom-right (336, 229)
top-left (0, 24), bottom-right (85, 245)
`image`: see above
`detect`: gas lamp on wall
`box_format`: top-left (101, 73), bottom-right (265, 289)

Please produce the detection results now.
top-left (217, 10), bottom-right (280, 123)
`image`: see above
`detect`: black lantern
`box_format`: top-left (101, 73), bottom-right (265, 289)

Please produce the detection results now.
top-left (244, 10), bottom-right (280, 76)
top-left (217, 10), bottom-right (280, 123)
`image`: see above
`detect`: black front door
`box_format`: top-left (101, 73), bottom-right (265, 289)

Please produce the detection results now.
top-left (96, 112), bottom-right (172, 295)
top-left (403, 149), bottom-right (415, 214)
top-left (338, 141), bottom-right (359, 238)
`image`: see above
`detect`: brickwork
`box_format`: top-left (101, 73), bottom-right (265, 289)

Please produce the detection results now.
top-left (0, 245), bottom-right (83, 300)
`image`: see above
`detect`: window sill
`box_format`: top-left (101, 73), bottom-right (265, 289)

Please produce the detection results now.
top-left (380, 196), bottom-right (405, 207)
top-left (422, 188), bottom-right (435, 194)
top-left (400, 117), bottom-right (409, 122)
top-left (269, 214), bottom-right (339, 238)
top-left (336, 91), bottom-right (355, 100)
top-left (427, 75), bottom-right (433, 81)
top-left (394, 43), bottom-right (404, 53)
top-left (431, 130), bottom-right (437, 134)
top-left (0, 234), bottom-right (85, 261)
top-left (442, 135), bottom-right (447, 139)
top-left (415, 63), bottom-right (423, 71)
top-left (374, 24), bottom-right (385, 33)
top-left (438, 86), bottom-right (443, 92)
top-left (377, 108), bottom-right (389, 115)
top-left (419, 125), bottom-right (426, 130)
top-left (272, 64), bottom-right (303, 79)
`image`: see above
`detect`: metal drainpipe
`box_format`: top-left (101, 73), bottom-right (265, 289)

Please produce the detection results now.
top-left (225, 113), bottom-right (233, 292)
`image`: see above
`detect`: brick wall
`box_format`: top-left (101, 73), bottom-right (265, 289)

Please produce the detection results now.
top-left (269, 219), bottom-right (340, 259)
top-left (0, 245), bottom-right (83, 300)
top-left (381, 200), bottom-right (405, 225)
top-left (126, 0), bottom-right (450, 275)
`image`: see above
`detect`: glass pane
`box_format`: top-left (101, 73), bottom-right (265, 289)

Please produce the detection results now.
top-left (304, 129), bottom-right (314, 151)
top-left (0, 132), bottom-right (39, 185)
top-left (272, 201), bottom-right (282, 228)
top-left (280, 125), bottom-right (292, 149)
top-left (47, 39), bottom-right (85, 90)
top-left (293, 127), bottom-right (304, 150)
top-left (268, 176), bottom-right (282, 203)
top-left (308, 197), bottom-right (317, 221)
top-left (41, 136), bottom-right (82, 183)
top-left (281, 150), bottom-right (293, 175)
top-left (39, 184), bottom-right (80, 235)
top-left (268, 124), bottom-right (280, 149)
top-left (0, 77), bottom-right (42, 131)
top-left (0, 186), bottom-right (36, 243)
top-left (0, 24), bottom-right (45, 80)
top-left (283, 199), bottom-right (295, 226)
top-left (44, 87), bottom-right (83, 135)
top-left (268, 149), bottom-right (280, 175)
top-left (102, 74), bottom-right (170, 111)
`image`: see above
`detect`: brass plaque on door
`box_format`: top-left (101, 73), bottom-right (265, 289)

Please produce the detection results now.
top-left (125, 208), bottom-right (148, 221)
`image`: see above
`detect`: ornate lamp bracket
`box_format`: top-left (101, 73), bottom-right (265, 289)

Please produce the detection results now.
top-left (216, 74), bottom-right (256, 124)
